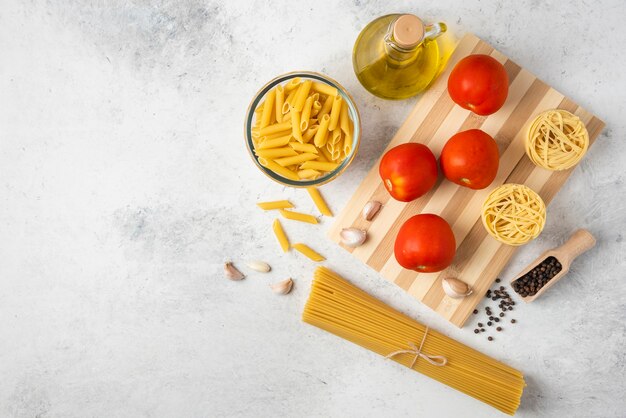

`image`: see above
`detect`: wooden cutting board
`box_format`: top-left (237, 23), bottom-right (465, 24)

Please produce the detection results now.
top-left (328, 33), bottom-right (605, 328)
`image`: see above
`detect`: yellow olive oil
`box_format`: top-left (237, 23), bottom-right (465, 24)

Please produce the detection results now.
top-left (353, 14), bottom-right (451, 100)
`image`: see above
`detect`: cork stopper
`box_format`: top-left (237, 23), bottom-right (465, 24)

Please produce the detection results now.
top-left (392, 14), bottom-right (425, 49)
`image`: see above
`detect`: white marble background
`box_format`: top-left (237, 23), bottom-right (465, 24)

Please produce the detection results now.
top-left (1, 0), bottom-right (625, 417)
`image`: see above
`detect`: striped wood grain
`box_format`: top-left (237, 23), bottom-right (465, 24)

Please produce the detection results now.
top-left (328, 33), bottom-right (605, 328)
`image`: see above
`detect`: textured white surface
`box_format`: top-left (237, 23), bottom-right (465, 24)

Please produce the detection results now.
top-left (1, 1), bottom-right (625, 417)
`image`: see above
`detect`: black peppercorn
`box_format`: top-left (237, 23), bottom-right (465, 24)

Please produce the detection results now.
top-left (496, 327), bottom-right (502, 331)
top-left (511, 319), bottom-right (516, 324)
top-left (487, 321), bottom-right (492, 326)
top-left (474, 329), bottom-right (479, 334)
top-left (488, 336), bottom-right (493, 341)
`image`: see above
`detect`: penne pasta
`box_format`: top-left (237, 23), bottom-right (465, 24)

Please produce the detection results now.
top-left (250, 77), bottom-right (356, 182)
top-left (331, 127), bottom-right (342, 144)
top-left (290, 110), bottom-right (303, 143)
top-left (284, 77), bottom-right (302, 92)
top-left (275, 152), bottom-right (318, 167)
top-left (339, 102), bottom-right (350, 134)
top-left (300, 96), bottom-right (314, 131)
top-left (255, 147), bottom-right (298, 158)
top-left (279, 209), bottom-right (319, 224)
top-left (262, 130), bottom-right (294, 141)
top-left (293, 243), bottom-right (325, 262)
top-left (302, 125), bottom-right (319, 143)
top-left (311, 100), bottom-right (322, 117)
top-left (275, 84), bottom-right (285, 123)
top-left (318, 96), bottom-right (334, 119)
top-left (297, 169), bottom-right (321, 179)
top-left (300, 160), bottom-right (339, 172)
top-left (307, 187), bottom-right (333, 216)
top-left (319, 145), bottom-right (333, 162)
top-left (257, 134), bottom-right (291, 150)
top-left (332, 138), bottom-right (343, 161)
top-left (257, 200), bottom-right (294, 210)
top-left (259, 121), bottom-right (291, 136)
top-left (312, 81), bottom-right (338, 97)
top-left (293, 80), bottom-right (312, 112)
top-left (289, 142), bottom-right (318, 154)
top-left (283, 89), bottom-right (297, 114)
top-left (272, 219), bottom-right (290, 252)
top-left (313, 114), bottom-right (331, 148)
top-left (260, 89), bottom-right (276, 129)
top-left (328, 95), bottom-right (342, 131)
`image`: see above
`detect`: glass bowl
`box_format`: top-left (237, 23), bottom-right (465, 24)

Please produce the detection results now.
top-left (244, 71), bottom-right (361, 187)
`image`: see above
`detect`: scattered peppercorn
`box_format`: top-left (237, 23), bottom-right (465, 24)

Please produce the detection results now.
top-left (499, 312), bottom-right (504, 317)
top-left (488, 336), bottom-right (493, 341)
top-left (473, 309), bottom-right (478, 314)
top-left (494, 317), bottom-right (500, 322)
top-left (511, 319), bottom-right (516, 324)
top-left (495, 278), bottom-right (501, 283)
top-left (474, 329), bottom-right (479, 334)
top-left (496, 327), bottom-right (502, 331)
top-left (487, 321), bottom-right (492, 326)
top-left (477, 323), bottom-right (483, 327)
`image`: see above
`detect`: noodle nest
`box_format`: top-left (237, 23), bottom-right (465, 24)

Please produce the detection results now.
top-left (525, 109), bottom-right (589, 171)
top-left (481, 184), bottom-right (546, 246)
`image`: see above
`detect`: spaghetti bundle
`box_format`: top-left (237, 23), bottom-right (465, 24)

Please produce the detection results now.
top-left (526, 109), bottom-right (589, 170)
top-left (303, 267), bottom-right (525, 415)
top-left (482, 183), bottom-right (546, 246)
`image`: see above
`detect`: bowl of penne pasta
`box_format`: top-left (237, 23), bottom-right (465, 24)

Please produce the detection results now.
top-left (245, 71), bottom-right (361, 187)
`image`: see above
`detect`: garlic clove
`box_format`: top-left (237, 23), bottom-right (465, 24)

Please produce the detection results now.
top-left (340, 228), bottom-right (367, 248)
top-left (362, 200), bottom-right (382, 221)
top-left (246, 260), bottom-right (271, 273)
top-left (442, 277), bottom-right (472, 298)
top-left (270, 278), bottom-right (293, 295)
top-left (224, 261), bottom-right (245, 281)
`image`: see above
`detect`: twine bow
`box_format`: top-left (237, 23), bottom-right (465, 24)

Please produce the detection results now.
top-left (385, 327), bottom-right (448, 368)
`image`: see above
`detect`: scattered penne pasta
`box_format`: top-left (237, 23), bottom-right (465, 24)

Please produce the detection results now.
top-left (256, 200), bottom-right (294, 210)
top-left (307, 187), bottom-right (333, 216)
top-left (293, 243), bottom-right (325, 262)
top-left (272, 219), bottom-right (290, 252)
top-left (279, 209), bottom-right (319, 224)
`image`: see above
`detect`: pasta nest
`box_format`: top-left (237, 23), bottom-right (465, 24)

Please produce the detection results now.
top-left (481, 184), bottom-right (546, 246)
top-left (525, 109), bottom-right (589, 171)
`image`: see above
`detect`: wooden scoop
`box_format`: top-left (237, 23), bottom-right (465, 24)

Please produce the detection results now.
top-left (510, 229), bottom-right (596, 302)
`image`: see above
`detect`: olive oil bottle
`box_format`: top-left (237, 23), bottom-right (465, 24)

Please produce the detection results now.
top-left (353, 14), bottom-right (450, 100)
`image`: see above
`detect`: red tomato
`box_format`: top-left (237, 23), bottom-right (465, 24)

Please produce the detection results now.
top-left (448, 54), bottom-right (509, 116)
top-left (379, 143), bottom-right (438, 202)
top-left (440, 129), bottom-right (500, 190)
top-left (394, 214), bottom-right (456, 273)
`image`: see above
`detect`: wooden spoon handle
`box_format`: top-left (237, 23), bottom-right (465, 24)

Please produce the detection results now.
top-left (555, 229), bottom-right (596, 265)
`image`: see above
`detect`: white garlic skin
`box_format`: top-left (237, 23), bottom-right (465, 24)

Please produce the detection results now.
top-left (224, 262), bottom-right (245, 281)
top-left (362, 201), bottom-right (382, 221)
top-left (270, 278), bottom-right (293, 295)
top-left (340, 228), bottom-right (367, 248)
top-left (246, 260), bottom-right (271, 273)
top-left (441, 277), bottom-right (472, 298)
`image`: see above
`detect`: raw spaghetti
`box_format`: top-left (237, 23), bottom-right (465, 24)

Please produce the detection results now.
top-left (526, 109), bottom-right (589, 170)
top-left (303, 266), bottom-right (525, 415)
top-left (481, 184), bottom-right (546, 246)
